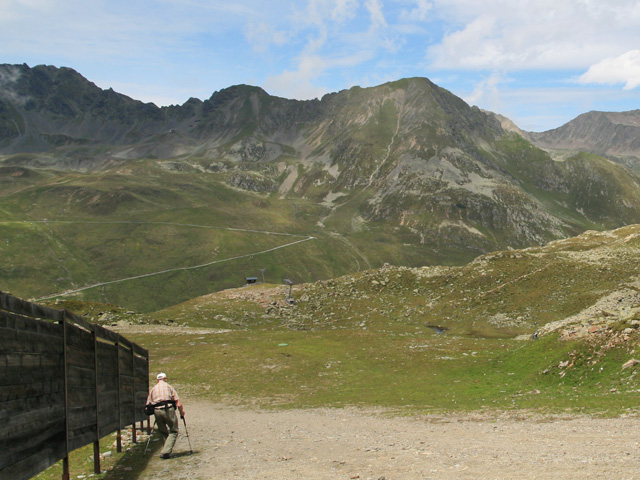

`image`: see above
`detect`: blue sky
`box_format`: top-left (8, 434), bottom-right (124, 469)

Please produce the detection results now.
top-left (1, 0), bottom-right (639, 131)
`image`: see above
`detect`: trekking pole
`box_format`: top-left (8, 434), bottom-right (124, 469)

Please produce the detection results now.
top-left (181, 415), bottom-right (193, 454)
top-left (143, 417), bottom-right (157, 456)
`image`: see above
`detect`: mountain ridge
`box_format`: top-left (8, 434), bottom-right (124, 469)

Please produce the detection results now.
top-left (527, 110), bottom-right (640, 171)
top-left (2, 63), bottom-right (640, 307)
top-left (3, 63), bottom-right (637, 168)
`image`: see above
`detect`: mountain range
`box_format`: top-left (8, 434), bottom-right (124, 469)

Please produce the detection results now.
top-left (1, 63), bottom-right (639, 309)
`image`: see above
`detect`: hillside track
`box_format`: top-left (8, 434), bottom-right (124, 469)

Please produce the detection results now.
top-left (19, 220), bottom-right (313, 238)
top-left (136, 399), bottom-right (640, 479)
top-left (14, 220), bottom-right (316, 301)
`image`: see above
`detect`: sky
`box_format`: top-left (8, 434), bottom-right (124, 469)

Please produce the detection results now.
top-left (1, 0), bottom-right (639, 132)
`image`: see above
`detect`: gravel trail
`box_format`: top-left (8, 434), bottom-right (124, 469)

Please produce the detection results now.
top-left (137, 400), bottom-right (640, 479)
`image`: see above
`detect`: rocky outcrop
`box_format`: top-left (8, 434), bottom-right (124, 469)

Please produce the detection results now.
top-left (528, 110), bottom-right (640, 171)
top-left (167, 224), bottom-right (640, 344)
top-left (3, 64), bottom-right (640, 262)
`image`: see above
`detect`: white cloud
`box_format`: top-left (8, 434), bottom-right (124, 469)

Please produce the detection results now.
top-left (578, 50), bottom-right (640, 90)
top-left (0, 65), bottom-right (22, 85)
top-left (331, 0), bottom-right (359, 21)
top-left (262, 46), bottom-right (378, 99)
top-left (253, 0), bottom-right (402, 99)
top-left (432, 14), bottom-right (501, 68)
top-left (97, 80), bottom-right (189, 106)
top-left (245, 21), bottom-right (290, 53)
top-left (365, 0), bottom-right (387, 29)
top-left (246, 1), bottom-right (362, 57)
top-left (3, 0), bottom-right (639, 124)
top-left (464, 72), bottom-right (505, 107)
top-left (427, 0), bottom-right (640, 71)
top-left (262, 55), bottom-right (330, 100)
top-left (2, 0), bottom-right (197, 61)
top-left (8, 0), bottom-right (56, 10)
top-left (399, 0), bottom-right (432, 22)
top-left (0, 65), bottom-right (30, 105)
top-left (295, 0), bottom-right (359, 24)
top-left (289, 0), bottom-right (359, 31)
top-left (453, 81), bottom-right (640, 132)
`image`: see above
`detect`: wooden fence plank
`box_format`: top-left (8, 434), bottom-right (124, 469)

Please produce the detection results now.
top-left (98, 377), bottom-right (119, 393)
top-left (99, 419), bottom-right (119, 438)
top-left (118, 335), bottom-right (133, 351)
top-left (0, 331), bottom-right (64, 355)
top-left (0, 364), bottom-right (63, 387)
top-left (0, 292), bottom-right (149, 480)
top-left (1, 404), bottom-right (65, 445)
top-left (96, 325), bottom-right (119, 344)
top-left (0, 379), bottom-right (64, 402)
top-left (63, 309), bottom-right (95, 332)
top-left (68, 406), bottom-right (99, 431)
top-left (0, 327), bottom-right (63, 353)
top-left (119, 353), bottom-right (133, 375)
top-left (0, 418), bottom-right (65, 465)
top-left (67, 364), bottom-right (96, 387)
top-left (0, 436), bottom-right (66, 480)
top-left (66, 324), bottom-right (94, 350)
top-left (69, 428), bottom-right (97, 452)
top-left (0, 291), bottom-right (64, 322)
top-left (134, 355), bottom-right (148, 374)
top-left (133, 342), bottom-right (148, 358)
top-left (68, 388), bottom-right (98, 409)
top-left (2, 353), bottom-right (62, 370)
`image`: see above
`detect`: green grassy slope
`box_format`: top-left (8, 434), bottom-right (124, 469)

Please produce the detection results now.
top-left (124, 327), bottom-right (637, 413)
top-left (54, 223), bottom-right (640, 415)
top-left (4, 147), bottom-right (640, 315)
top-left (0, 160), bottom-right (364, 311)
top-left (4, 78), bottom-right (640, 315)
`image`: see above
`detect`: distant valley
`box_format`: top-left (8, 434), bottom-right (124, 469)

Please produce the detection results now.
top-left (1, 63), bottom-right (639, 311)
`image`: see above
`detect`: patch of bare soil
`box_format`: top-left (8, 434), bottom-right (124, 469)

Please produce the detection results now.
top-left (135, 399), bottom-right (640, 479)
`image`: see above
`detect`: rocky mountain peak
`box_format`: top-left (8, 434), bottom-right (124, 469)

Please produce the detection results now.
top-left (528, 109), bottom-right (640, 170)
top-left (2, 63), bottom-right (640, 266)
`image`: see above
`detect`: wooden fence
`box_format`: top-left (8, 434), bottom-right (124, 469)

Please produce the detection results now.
top-left (0, 290), bottom-right (149, 480)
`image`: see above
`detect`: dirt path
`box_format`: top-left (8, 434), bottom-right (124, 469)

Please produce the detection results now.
top-left (136, 399), bottom-right (640, 479)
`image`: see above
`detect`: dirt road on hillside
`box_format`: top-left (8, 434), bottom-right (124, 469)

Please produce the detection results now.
top-left (134, 400), bottom-right (640, 480)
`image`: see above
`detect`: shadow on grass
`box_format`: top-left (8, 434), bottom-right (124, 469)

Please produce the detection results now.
top-left (101, 433), bottom-right (164, 480)
top-left (102, 430), bottom-right (199, 479)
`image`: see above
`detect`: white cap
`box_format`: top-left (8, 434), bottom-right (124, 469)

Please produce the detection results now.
top-left (157, 372), bottom-right (167, 380)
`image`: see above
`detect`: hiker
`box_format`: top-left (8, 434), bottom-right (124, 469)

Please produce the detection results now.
top-left (146, 372), bottom-right (186, 459)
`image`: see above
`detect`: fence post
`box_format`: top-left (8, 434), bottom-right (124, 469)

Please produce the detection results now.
top-left (93, 327), bottom-right (101, 474)
top-left (0, 292), bottom-right (150, 480)
top-left (116, 334), bottom-right (122, 453)
top-left (62, 313), bottom-right (70, 480)
top-left (147, 353), bottom-right (151, 435)
top-left (131, 345), bottom-right (137, 444)
top-left (62, 458), bottom-right (69, 480)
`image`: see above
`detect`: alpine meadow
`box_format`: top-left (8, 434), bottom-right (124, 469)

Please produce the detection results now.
top-left (3, 63), bottom-right (640, 479)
